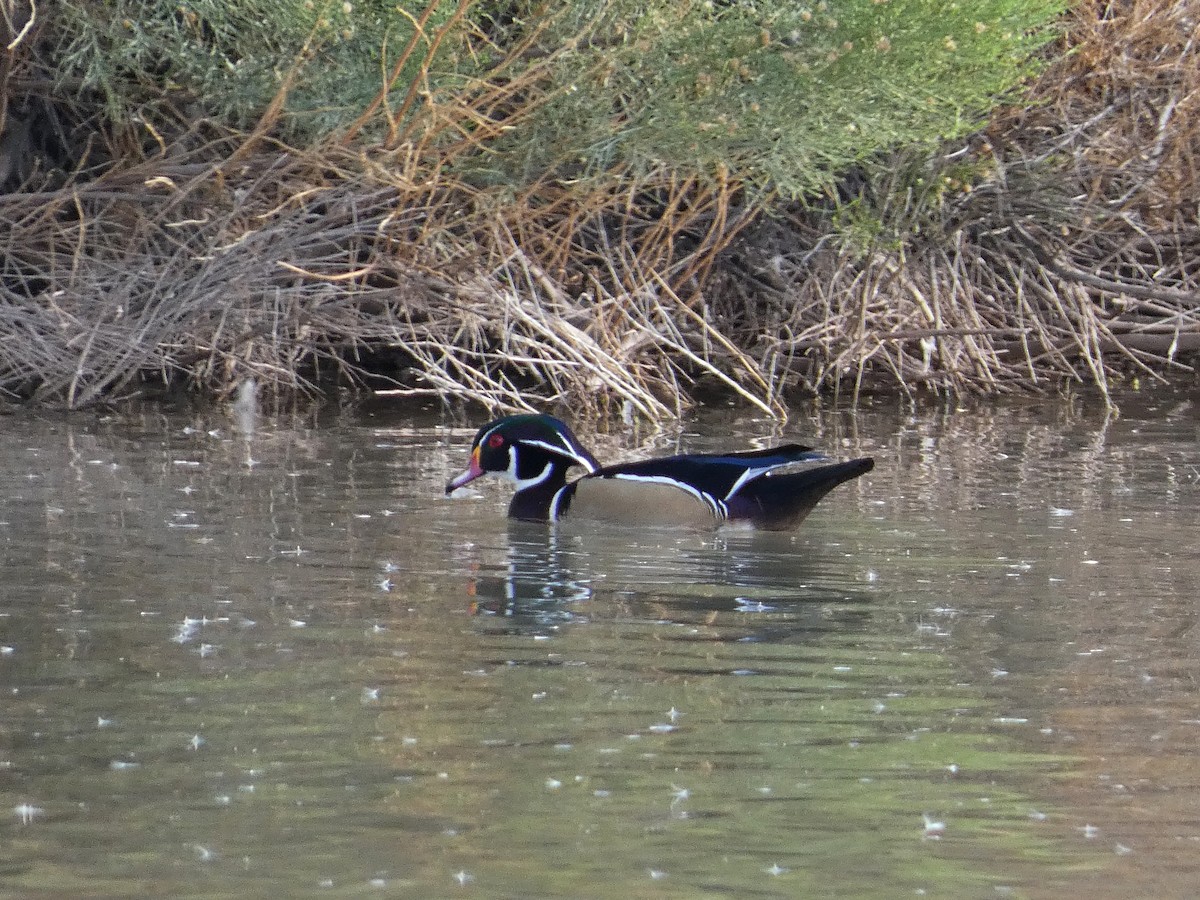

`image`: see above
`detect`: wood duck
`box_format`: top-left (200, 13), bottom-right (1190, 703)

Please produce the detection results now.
top-left (445, 414), bottom-right (874, 530)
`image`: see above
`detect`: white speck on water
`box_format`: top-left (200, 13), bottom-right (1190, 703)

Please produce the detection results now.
top-left (1050, 507), bottom-right (1074, 517)
top-left (545, 778), bottom-right (562, 790)
top-left (993, 717), bottom-right (1028, 725)
top-left (369, 877), bottom-right (387, 888)
top-left (1115, 843), bottom-right (1133, 855)
top-left (214, 795), bottom-right (232, 806)
top-left (362, 687), bottom-right (380, 703)
top-left (1080, 824), bottom-right (1100, 839)
top-left (648, 869), bottom-right (668, 880)
top-left (922, 814), bottom-right (945, 839)
top-left (1028, 809), bottom-right (1047, 821)
top-left (14, 804), bottom-right (43, 825)
top-left (667, 707), bottom-right (682, 722)
top-left (765, 863), bottom-right (789, 876)
top-left (1, 646), bottom-right (14, 655)
top-left (453, 870), bottom-right (474, 885)
top-left (735, 598), bottom-right (773, 612)
top-left (97, 716), bottom-right (113, 728)
top-left (946, 764), bottom-right (959, 775)
top-left (289, 619), bottom-right (307, 628)
top-left (377, 579), bottom-right (392, 592)
top-left (194, 845), bottom-right (216, 862)
top-left (110, 760), bottom-right (140, 771)
top-left (189, 734), bottom-right (206, 751)
top-left (648, 723), bottom-right (676, 733)
top-left (172, 618), bottom-right (200, 644)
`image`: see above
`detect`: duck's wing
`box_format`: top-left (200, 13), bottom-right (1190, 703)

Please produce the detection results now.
top-left (723, 457), bottom-right (875, 531)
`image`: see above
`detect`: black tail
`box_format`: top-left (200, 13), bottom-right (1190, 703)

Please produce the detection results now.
top-left (732, 457), bottom-right (874, 531)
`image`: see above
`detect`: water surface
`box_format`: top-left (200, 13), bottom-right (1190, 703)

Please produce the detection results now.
top-left (1, 394), bottom-right (1197, 898)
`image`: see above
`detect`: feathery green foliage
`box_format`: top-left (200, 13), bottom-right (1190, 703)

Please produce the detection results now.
top-left (50, 0), bottom-right (461, 137)
top-left (481, 0), bottom-right (1065, 196)
top-left (49, 0), bottom-right (1062, 196)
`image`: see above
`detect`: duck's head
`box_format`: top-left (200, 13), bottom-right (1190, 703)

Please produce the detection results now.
top-left (445, 414), bottom-right (599, 495)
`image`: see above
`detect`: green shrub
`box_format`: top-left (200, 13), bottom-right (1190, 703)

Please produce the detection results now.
top-left (46, 0), bottom-right (1063, 196)
top-left (486, 0), bottom-right (1065, 197)
top-left (49, 0), bottom-right (458, 136)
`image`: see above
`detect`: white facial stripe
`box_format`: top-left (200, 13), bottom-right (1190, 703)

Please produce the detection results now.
top-left (610, 473), bottom-right (727, 520)
top-left (521, 438), bottom-right (597, 473)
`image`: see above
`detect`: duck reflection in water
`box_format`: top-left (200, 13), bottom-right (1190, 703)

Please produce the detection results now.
top-left (466, 521), bottom-right (875, 642)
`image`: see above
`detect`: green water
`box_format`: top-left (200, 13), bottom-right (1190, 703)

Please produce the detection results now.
top-left (1, 394), bottom-right (1197, 898)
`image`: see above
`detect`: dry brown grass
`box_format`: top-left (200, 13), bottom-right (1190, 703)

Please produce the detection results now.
top-left (0, 136), bottom-right (785, 414)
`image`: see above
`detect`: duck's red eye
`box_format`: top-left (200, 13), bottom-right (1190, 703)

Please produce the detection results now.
top-left (486, 433), bottom-right (505, 449)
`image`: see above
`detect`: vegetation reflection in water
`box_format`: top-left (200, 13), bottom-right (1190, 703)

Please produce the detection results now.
top-left (5, 402), bottom-right (1168, 897)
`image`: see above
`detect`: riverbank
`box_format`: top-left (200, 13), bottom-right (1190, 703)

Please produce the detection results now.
top-left (0, 2), bottom-right (1195, 416)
